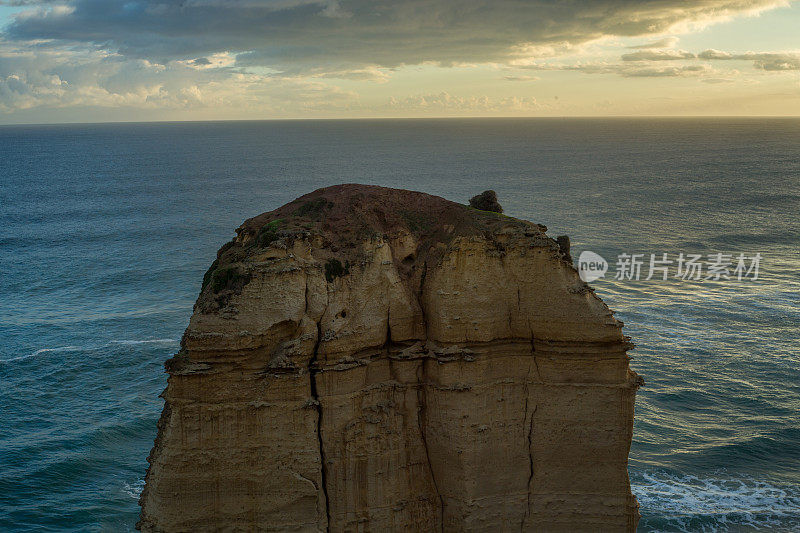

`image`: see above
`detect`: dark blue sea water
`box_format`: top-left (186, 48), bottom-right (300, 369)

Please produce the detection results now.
top-left (1, 118), bottom-right (798, 532)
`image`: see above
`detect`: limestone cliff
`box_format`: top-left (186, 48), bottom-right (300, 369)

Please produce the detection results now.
top-left (138, 184), bottom-right (642, 532)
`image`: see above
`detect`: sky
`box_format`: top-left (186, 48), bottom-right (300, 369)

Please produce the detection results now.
top-left (0, 0), bottom-right (799, 123)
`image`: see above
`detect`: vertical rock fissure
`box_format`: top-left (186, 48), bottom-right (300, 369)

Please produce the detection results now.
top-left (309, 319), bottom-right (330, 532)
top-left (413, 259), bottom-right (444, 532)
top-left (307, 272), bottom-right (331, 532)
top-left (385, 306), bottom-right (392, 347)
top-left (522, 338), bottom-right (537, 530)
top-left (524, 403), bottom-right (537, 530)
top-left (416, 361), bottom-right (445, 533)
top-left (416, 261), bottom-right (429, 328)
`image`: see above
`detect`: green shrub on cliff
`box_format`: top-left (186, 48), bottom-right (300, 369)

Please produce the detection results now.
top-left (294, 198), bottom-right (333, 218)
top-left (257, 218), bottom-right (284, 247)
top-left (201, 259), bottom-right (220, 290)
top-left (211, 265), bottom-right (247, 293)
top-left (401, 210), bottom-right (431, 232)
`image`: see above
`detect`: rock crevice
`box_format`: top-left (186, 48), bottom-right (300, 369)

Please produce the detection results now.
top-left (310, 316), bottom-right (330, 532)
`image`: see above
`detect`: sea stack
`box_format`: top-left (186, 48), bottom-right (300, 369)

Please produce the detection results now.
top-left (138, 184), bottom-right (642, 532)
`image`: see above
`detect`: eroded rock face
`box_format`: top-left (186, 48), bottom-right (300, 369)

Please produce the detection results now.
top-left (138, 184), bottom-right (642, 532)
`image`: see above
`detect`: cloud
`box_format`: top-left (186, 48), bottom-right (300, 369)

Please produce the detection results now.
top-left (623, 47), bottom-right (800, 70)
top-left (621, 64), bottom-right (709, 77)
top-left (749, 54), bottom-right (800, 70)
top-left (561, 62), bottom-right (712, 78)
top-left (0, 1), bottom-right (57, 5)
top-left (309, 66), bottom-right (391, 82)
top-left (3, 0), bottom-right (787, 70)
top-left (627, 37), bottom-right (680, 49)
top-left (388, 91), bottom-right (541, 112)
top-left (0, 39), bottom-right (358, 114)
top-left (698, 50), bottom-right (800, 70)
top-left (0, 0), bottom-right (794, 116)
top-left (697, 48), bottom-right (734, 59)
top-left (622, 50), bottom-right (696, 61)
top-left (510, 44), bottom-right (800, 81)
top-left (503, 75), bottom-right (540, 82)
top-left (701, 76), bottom-right (739, 83)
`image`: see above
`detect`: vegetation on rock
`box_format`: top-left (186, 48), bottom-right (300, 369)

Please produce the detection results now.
top-left (210, 265), bottom-right (249, 293)
top-left (294, 198), bottom-right (333, 218)
top-left (257, 218), bottom-right (284, 247)
top-left (201, 259), bottom-right (220, 291)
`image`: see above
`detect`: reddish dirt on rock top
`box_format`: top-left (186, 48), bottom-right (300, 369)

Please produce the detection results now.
top-left (238, 184), bottom-right (539, 247)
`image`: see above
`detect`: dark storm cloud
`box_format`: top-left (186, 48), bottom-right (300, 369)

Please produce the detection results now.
top-left (4, 0), bottom-right (786, 71)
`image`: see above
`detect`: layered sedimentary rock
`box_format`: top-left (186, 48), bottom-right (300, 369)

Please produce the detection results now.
top-left (139, 184), bottom-right (642, 532)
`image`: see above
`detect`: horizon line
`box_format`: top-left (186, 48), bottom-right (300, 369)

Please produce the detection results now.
top-left (3, 114), bottom-right (800, 127)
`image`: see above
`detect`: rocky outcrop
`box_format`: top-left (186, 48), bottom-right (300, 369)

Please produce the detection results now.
top-left (468, 189), bottom-right (503, 213)
top-left (138, 184), bottom-right (642, 532)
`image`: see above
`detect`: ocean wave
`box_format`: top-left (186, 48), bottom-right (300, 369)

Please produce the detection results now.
top-left (109, 338), bottom-right (178, 346)
top-left (3, 304), bottom-right (191, 326)
top-left (632, 470), bottom-right (800, 532)
top-left (122, 479), bottom-right (145, 499)
top-left (0, 345), bottom-right (80, 364)
top-left (0, 338), bottom-right (178, 364)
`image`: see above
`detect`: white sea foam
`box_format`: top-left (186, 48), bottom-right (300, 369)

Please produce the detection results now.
top-left (122, 479), bottom-right (145, 499)
top-left (0, 345), bottom-right (80, 364)
top-left (109, 338), bottom-right (178, 346)
top-left (1, 338), bottom-right (179, 364)
top-left (632, 470), bottom-right (800, 532)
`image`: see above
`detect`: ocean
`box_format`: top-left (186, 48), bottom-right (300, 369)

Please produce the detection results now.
top-left (1, 118), bottom-right (798, 532)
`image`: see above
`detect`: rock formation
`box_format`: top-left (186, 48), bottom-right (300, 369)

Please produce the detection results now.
top-left (468, 190), bottom-right (503, 213)
top-left (556, 235), bottom-right (572, 264)
top-left (138, 184), bottom-right (642, 532)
